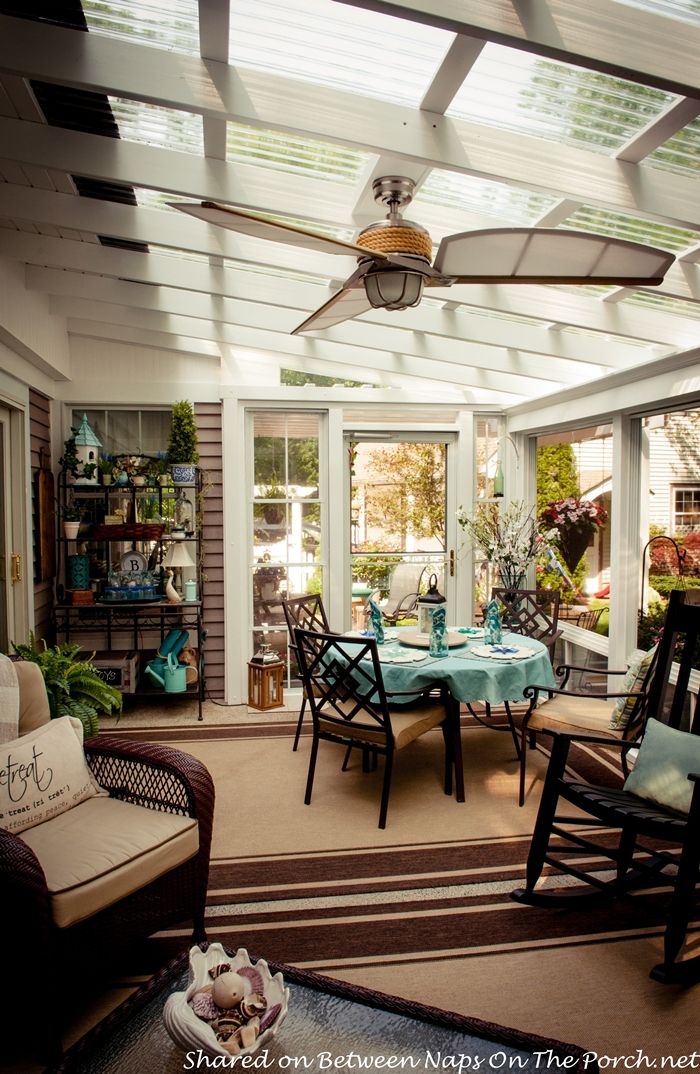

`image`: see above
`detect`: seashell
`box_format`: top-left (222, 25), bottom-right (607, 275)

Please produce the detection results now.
top-left (191, 990), bottom-right (219, 1022)
top-left (238, 965), bottom-right (265, 994)
top-left (163, 944), bottom-right (289, 1061)
top-left (208, 963), bottom-right (232, 979)
top-left (240, 992), bottom-right (267, 1019)
top-left (239, 1022), bottom-right (259, 1050)
top-left (211, 971), bottom-right (246, 1009)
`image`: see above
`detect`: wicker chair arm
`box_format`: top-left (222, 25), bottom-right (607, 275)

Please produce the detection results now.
top-left (84, 736), bottom-right (215, 823)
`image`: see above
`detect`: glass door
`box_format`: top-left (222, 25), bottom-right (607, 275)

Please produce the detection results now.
top-left (250, 411), bottom-right (323, 684)
top-left (0, 403), bottom-right (28, 652)
top-left (348, 436), bottom-right (452, 630)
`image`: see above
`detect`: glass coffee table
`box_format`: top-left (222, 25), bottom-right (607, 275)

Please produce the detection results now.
top-left (46, 948), bottom-right (595, 1073)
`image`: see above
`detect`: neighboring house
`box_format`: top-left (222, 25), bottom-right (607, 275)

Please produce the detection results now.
top-left (569, 412), bottom-right (700, 594)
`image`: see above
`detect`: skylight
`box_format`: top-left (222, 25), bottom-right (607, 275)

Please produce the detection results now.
top-left (448, 44), bottom-right (675, 154)
top-left (561, 205), bottom-right (700, 252)
top-left (647, 115), bottom-right (700, 177)
top-left (229, 0), bottom-right (453, 107)
top-left (83, 0), bottom-right (199, 54)
top-left (414, 170), bottom-right (559, 229)
top-left (109, 98), bottom-right (203, 155)
top-left (227, 124), bottom-right (371, 184)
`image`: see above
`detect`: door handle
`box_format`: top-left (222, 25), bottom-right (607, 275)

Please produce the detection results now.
top-left (449, 549), bottom-right (455, 577)
top-left (10, 553), bottom-right (22, 584)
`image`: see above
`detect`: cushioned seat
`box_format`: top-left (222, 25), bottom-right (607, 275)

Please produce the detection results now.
top-left (526, 694), bottom-right (624, 738)
top-left (21, 796), bottom-right (199, 928)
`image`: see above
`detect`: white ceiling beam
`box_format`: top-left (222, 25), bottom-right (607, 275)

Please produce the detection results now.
top-left (419, 35), bottom-right (485, 114)
top-left (28, 265), bottom-right (595, 386)
top-left (333, 0), bottom-right (700, 96)
top-left (3, 23), bottom-right (700, 231)
top-left (198, 0), bottom-right (229, 161)
top-left (55, 293), bottom-right (538, 399)
top-left (615, 98), bottom-right (700, 164)
top-left (68, 318), bottom-right (223, 357)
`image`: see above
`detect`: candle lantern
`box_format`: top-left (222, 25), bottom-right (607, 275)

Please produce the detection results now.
top-left (416, 573), bottom-right (446, 634)
top-left (248, 657), bottom-right (284, 710)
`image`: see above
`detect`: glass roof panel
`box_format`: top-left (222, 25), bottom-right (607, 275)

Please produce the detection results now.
top-left (621, 290), bottom-right (700, 319)
top-left (448, 43), bottom-right (675, 154)
top-left (229, 0), bottom-right (453, 106)
top-left (83, 0), bottom-right (199, 54)
top-left (647, 114), bottom-right (700, 177)
top-left (561, 205), bottom-right (700, 251)
top-left (614, 0), bottom-right (700, 25)
top-left (109, 98), bottom-right (203, 155)
top-left (227, 123), bottom-right (371, 184)
top-left (414, 170), bottom-right (559, 227)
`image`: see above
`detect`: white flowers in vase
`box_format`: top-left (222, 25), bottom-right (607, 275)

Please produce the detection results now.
top-left (457, 500), bottom-right (551, 589)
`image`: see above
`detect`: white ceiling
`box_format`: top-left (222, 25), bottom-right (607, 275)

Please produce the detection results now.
top-left (1, 0), bottom-right (700, 407)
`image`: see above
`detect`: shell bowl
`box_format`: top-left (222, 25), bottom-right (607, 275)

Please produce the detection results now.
top-left (163, 944), bottom-right (289, 1059)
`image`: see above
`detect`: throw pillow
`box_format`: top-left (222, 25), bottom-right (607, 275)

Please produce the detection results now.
top-left (0, 653), bottom-right (19, 744)
top-left (0, 716), bottom-right (104, 834)
top-left (608, 647), bottom-right (655, 731)
top-left (623, 718), bottom-right (700, 815)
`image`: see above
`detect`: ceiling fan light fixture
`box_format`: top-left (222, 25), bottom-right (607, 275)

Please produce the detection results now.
top-left (364, 268), bottom-right (425, 310)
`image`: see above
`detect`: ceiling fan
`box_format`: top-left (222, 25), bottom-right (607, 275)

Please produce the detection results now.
top-left (172, 176), bottom-right (675, 335)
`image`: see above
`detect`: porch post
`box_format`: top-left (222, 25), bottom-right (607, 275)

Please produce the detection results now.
top-left (609, 414), bottom-right (643, 669)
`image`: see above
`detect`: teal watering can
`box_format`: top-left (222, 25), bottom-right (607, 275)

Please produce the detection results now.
top-left (145, 651), bottom-right (187, 693)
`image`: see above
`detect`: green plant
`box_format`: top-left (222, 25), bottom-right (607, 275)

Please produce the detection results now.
top-left (61, 498), bottom-right (82, 522)
top-left (58, 433), bottom-right (80, 476)
top-left (167, 400), bottom-right (199, 465)
top-left (97, 455), bottom-right (113, 475)
top-left (11, 633), bottom-right (122, 736)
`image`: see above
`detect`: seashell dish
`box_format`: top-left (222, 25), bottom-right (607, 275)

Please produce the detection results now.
top-left (163, 944), bottom-right (289, 1059)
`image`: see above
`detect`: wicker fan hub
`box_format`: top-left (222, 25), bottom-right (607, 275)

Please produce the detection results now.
top-left (356, 224), bottom-right (432, 261)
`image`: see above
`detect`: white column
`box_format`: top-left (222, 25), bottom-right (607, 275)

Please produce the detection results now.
top-left (609, 413), bottom-right (643, 669)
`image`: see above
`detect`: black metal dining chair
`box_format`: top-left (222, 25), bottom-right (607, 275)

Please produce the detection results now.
top-left (294, 627), bottom-right (465, 829)
top-left (282, 593), bottom-right (331, 751)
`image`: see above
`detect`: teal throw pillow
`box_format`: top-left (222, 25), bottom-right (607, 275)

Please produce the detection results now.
top-left (623, 718), bottom-right (700, 815)
top-left (609, 647), bottom-right (655, 731)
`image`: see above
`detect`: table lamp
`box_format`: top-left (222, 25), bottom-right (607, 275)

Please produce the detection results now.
top-left (163, 541), bottom-right (195, 601)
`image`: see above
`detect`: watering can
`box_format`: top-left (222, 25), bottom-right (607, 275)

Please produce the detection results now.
top-left (145, 651), bottom-right (187, 693)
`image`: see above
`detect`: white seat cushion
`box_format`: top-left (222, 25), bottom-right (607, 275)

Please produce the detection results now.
top-left (20, 795), bottom-right (199, 928)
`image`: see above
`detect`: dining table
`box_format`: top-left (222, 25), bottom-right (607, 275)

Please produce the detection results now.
top-left (349, 624), bottom-right (557, 769)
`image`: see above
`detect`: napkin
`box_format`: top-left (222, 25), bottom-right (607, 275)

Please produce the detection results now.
top-left (490, 645), bottom-right (519, 655)
top-left (484, 599), bottom-right (503, 644)
top-left (368, 597), bottom-right (385, 644)
top-left (429, 605), bottom-right (448, 657)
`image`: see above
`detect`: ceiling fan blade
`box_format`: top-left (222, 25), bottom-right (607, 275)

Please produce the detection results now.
top-left (170, 200), bottom-right (391, 260)
top-left (432, 228), bottom-right (674, 285)
top-left (292, 282), bottom-right (372, 335)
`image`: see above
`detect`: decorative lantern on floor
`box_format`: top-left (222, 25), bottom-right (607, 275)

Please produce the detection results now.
top-left (248, 631), bottom-right (284, 710)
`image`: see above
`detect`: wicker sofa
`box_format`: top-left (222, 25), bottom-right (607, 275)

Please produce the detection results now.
top-left (0, 659), bottom-right (215, 1056)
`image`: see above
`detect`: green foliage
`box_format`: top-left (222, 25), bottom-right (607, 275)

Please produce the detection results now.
top-left (11, 633), bottom-right (122, 736)
top-left (351, 553), bottom-right (402, 597)
top-left (167, 400), bottom-right (199, 465)
top-left (649, 574), bottom-right (700, 597)
top-left (281, 368), bottom-right (368, 388)
top-left (363, 443), bottom-right (446, 547)
top-left (536, 444), bottom-right (580, 515)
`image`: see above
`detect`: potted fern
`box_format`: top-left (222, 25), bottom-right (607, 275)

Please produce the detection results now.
top-left (11, 633), bottom-right (122, 736)
top-left (167, 400), bottom-right (199, 485)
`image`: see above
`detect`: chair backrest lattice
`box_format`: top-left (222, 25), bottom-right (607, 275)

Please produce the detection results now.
top-left (282, 593), bottom-right (330, 637)
top-left (491, 588), bottom-right (560, 643)
top-left (294, 628), bottom-right (392, 743)
top-left (644, 588), bottom-right (700, 735)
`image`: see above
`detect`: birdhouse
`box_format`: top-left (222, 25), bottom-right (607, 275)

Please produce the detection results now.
top-left (74, 413), bottom-right (102, 485)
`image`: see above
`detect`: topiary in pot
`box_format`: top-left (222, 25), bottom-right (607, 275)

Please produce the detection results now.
top-left (11, 632), bottom-right (122, 736)
top-left (167, 400), bottom-right (200, 485)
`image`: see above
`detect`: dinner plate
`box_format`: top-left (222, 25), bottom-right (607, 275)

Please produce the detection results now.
top-left (382, 652), bottom-right (429, 664)
top-left (470, 644), bottom-right (535, 661)
top-left (399, 630), bottom-right (467, 649)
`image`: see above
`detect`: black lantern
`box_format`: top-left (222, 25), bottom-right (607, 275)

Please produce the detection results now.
top-left (417, 573), bottom-right (446, 634)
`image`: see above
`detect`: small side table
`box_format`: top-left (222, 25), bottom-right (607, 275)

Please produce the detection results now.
top-left (248, 659), bottom-right (284, 710)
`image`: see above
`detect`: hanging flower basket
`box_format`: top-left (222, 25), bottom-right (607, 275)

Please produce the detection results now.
top-left (539, 498), bottom-right (608, 574)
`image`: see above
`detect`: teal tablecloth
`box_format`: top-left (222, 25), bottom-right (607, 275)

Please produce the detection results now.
top-left (356, 628), bottom-right (556, 705)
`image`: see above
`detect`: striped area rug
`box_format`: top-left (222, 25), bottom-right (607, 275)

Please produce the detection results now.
top-left (111, 713), bottom-right (699, 1059)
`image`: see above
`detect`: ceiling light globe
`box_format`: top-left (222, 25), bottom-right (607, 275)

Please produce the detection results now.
top-left (364, 270), bottom-right (424, 311)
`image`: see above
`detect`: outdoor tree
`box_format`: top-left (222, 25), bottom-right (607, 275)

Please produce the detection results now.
top-left (363, 443), bottom-right (446, 549)
top-left (536, 443), bottom-right (580, 514)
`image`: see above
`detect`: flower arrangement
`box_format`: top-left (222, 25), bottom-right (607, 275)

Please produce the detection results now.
top-left (539, 498), bottom-right (607, 573)
top-left (457, 500), bottom-right (548, 590)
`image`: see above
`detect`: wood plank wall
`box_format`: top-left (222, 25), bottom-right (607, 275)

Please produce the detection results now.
top-left (196, 402), bottom-right (224, 698)
top-left (29, 389), bottom-right (54, 642)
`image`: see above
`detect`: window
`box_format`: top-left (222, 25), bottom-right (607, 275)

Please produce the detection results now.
top-left (672, 486), bottom-right (700, 533)
top-left (70, 409), bottom-right (170, 455)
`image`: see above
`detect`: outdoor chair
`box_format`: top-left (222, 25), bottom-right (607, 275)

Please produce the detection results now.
top-left (467, 587), bottom-right (563, 757)
top-left (294, 627), bottom-right (464, 829)
top-left (376, 562), bottom-right (425, 625)
top-left (1, 658), bottom-right (215, 1057)
top-left (512, 588), bottom-right (700, 984)
top-left (282, 593), bottom-right (331, 751)
top-left (575, 606), bottom-right (607, 631)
